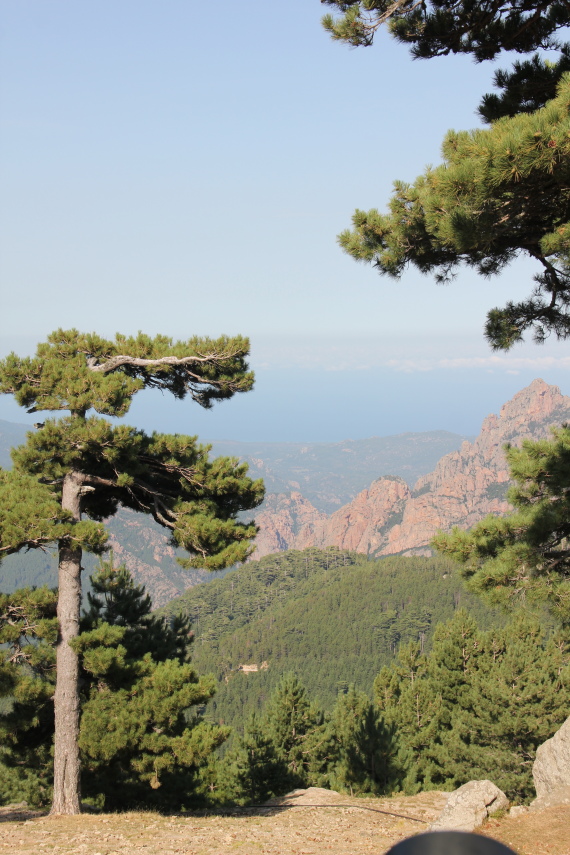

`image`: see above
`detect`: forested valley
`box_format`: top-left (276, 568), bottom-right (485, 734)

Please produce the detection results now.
top-left (158, 549), bottom-right (505, 725)
top-left (3, 542), bottom-right (568, 811)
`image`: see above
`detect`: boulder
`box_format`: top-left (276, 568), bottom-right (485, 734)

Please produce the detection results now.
top-left (508, 805), bottom-right (529, 818)
top-left (532, 715), bottom-right (570, 801)
top-left (529, 784), bottom-right (570, 812)
top-left (430, 781), bottom-right (509, 832)
top-left (263, 787), bottom-right (343, 806)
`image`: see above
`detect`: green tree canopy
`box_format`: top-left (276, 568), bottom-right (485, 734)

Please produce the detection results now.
top-left (374, 609), bottom-right (570, 801)
top-left (0, 329), bottom-right (264, 814)
top-left (76, 560), bottom-right (229, 810)
top-left (433, 426), bottom-right (570, 622)
top-left (328, 686), bottom-right (397, 795)
top-left (264, 673), bottom-right (329, 789)
top-left (321, 1), bottom-right (570, 61)
top-left (216, 713), bottom-right (288, 806)
top-left (0, 561), bottom-right (229, 810)
top-left (0, 586), bottom-right (58, 807)
top-left (337, 75), bottom-right (570, 350)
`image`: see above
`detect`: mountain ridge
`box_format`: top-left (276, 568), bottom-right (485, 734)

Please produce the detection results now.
top-left (0, 422), bottom-right (468, 605)
top-left (252, 379), bottom-right (570, 559)
top-left (2, 379), bottom-right (567, 603)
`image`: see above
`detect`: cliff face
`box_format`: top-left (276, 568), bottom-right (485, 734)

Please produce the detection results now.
top-left (252, 492), bottom-right (327, 558)
top-left (308, 477), bottom-right (411, 554)
top-left (253, 380), bottom-right (570, 559)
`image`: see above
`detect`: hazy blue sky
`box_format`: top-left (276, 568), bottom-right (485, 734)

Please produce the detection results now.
top-left (2, 1), bottom-right (570, 441)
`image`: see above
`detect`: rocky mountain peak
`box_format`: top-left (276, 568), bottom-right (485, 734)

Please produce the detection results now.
top-left (499, 377), bottom-right (564, 421)
top-left (253, 380), bottom-right (570, 560)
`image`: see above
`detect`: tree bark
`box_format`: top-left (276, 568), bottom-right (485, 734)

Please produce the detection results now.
top-left (51, 472), bottom-right (83, 815)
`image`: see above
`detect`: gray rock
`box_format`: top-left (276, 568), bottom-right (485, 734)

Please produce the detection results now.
top-left (508, 805), bottom-right (529, 818)
top-left (532, 715), bottom-right (570, 800)
top-left (529, 784), bottom-right (570, 811)
top-left (430, 781), bottom-right (509, 832)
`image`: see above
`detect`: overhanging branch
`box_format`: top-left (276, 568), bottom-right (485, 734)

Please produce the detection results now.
top-left (85, 351), bottom-right (243, 375)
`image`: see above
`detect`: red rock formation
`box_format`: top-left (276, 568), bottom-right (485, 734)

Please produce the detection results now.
top-left (254, 380), bottom-right (570, 558)
top-left (307, 476), bottom-right (411, 554)
top-left (252, 492), bottom-right (326, 558)
top-left (384, 378), bottom-right (570, 556)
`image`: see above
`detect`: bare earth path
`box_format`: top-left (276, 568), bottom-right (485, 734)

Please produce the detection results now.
top-left (1, 789), bottom-right (568, 855)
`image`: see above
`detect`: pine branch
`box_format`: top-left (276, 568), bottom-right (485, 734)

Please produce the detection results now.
top-left (85, 350), bottom-right (243, 375)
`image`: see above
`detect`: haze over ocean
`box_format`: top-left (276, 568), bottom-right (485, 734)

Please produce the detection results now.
top-left (2, 332), bottom-right (570, 442)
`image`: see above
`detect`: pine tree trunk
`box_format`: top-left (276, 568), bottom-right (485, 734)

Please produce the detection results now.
top-left (51, 472), bottom-right (83, 815)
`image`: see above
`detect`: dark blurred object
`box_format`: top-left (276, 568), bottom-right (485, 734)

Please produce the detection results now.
top-left (387, 831), bottom-right (516, 854)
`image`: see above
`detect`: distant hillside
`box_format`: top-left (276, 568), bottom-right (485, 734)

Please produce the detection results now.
top-left (209, 432), bottom-right (472, 513)
top-left (158, 547), bottom-right (505, 731)
top-left (253, 379), bottom-right (570, 559)
top-left (0, 421), bottom-right (469, 605)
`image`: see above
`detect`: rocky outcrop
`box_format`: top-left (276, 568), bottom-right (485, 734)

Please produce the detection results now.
top-left (529, 786), bottom-right (570, 811)
top-left (384, 378), bottom-right (570, 557)
top-left (306, 476), bottom-right (411, 555)
top-left (264, 787), bottom-right (343, 806)
top-left (531, 716), bottom-right (570, 810)
top-left (252, 478), bottom-right (411, 559)
top-left (429, 780), bottom-right (509, 832)
top-left (252, 492), bottom-right (327, 559)
top-left (254, 380), bottom-right (570, 559)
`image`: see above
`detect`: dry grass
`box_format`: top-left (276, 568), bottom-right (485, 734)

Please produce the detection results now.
top-left (1, 789), bottom-right (569, 855)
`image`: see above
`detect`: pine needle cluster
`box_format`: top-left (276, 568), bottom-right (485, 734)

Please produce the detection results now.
top-left (321, 1), bottom-right (570, 61)
top-left (338, 75), bottom-right (570, 349)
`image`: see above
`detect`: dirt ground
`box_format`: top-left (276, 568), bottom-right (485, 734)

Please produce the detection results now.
top-left (1, 788), bottom-right (569, 855)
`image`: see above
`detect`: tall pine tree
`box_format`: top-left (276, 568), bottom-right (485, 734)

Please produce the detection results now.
top-left (328, 686), bottom-right (397, 795)
top-left (0, 329), bottom-right (264, 814)
top-left (0, 560), bottom-right (230, 810)
top-left (264, 673), bottom-right (328, 789)
top-left (216, 713), bottom-right (288, 806)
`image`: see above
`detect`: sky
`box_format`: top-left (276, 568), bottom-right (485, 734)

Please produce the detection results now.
top-left (2, 0), bottom-right (570, 442)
